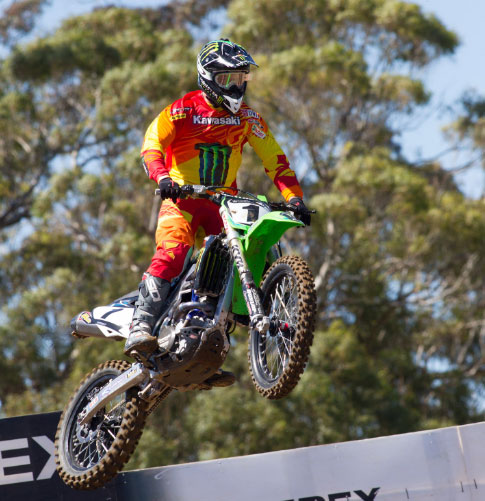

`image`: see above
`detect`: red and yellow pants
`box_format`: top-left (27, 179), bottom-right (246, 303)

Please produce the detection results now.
top-left (147, 198), bottom-right (223, 281)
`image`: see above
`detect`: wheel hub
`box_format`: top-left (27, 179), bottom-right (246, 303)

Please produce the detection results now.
top-left (75, 419), bottom-right (99, 444)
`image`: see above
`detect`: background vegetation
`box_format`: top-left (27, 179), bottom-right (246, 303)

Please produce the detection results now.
top-left (1, 0), bottom-right (484, 469)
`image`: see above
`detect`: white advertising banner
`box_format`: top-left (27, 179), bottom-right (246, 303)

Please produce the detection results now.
top-left (1, 411), bottom-right (483, 500)
top-left (122, 422), bottom-right (485, 501)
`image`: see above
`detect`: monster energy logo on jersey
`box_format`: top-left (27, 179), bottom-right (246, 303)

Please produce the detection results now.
top-left (196, 143), bottom-right (232, 185)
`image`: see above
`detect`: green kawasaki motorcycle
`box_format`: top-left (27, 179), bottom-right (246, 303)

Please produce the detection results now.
top-left (55, 185), bottom-right (316, 490)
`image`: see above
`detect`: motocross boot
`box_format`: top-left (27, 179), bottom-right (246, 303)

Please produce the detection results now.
top-left (124, 274), bottom-right (170, 357)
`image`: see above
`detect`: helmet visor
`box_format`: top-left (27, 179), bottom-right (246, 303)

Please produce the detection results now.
top-left (214, 71), bottom-right (252, 90)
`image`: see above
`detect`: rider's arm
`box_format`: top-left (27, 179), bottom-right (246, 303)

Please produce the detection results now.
top-left (247, 116), bottom-right (303, 201)
top-left (140, 105), bottom-right (177, 183)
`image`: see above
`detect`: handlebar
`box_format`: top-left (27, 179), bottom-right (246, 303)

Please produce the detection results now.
top-left (154, 184), bottom-right (205, 198)
top-left (154, 184), bottom-right (316, 215)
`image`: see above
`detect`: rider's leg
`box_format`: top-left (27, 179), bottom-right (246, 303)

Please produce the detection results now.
top-left (125, 201), bottom-right (195, 356)
top-left (125, 196), bottom-right (236, 387)
top-left (124, 273), bottom-right (171, 356)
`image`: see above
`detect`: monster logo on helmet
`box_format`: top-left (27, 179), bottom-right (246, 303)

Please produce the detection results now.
top-left (197, 39), bottom-right (258, 115)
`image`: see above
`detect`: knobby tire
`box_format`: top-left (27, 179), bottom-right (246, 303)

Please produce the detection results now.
top-left (55, 360), bottom-right (148, 490)
top-left (248, 255), bottom-right (316, 399)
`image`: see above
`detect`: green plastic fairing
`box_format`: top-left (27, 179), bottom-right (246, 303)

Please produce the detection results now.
top-left (231, 212), bottom-right (304, 315)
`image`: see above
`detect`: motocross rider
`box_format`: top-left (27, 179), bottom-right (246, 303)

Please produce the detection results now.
top-left (124, 39), bottom-right (311, 384)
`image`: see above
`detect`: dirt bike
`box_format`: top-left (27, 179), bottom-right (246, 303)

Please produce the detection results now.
top-left (55, 185), bottom-right (316, 490)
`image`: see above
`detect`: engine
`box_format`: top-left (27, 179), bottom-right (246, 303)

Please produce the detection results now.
top-left (153, 235), bottom-right (232, 386)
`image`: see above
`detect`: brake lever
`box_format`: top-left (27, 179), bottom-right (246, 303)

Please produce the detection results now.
top-left (269, 201), bottom-right (317, 214)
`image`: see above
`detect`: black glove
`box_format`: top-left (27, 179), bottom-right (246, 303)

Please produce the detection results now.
top-left (158, 177), bottom-right (181, 203)
top-left (288, 197), bottom-right (311, 226)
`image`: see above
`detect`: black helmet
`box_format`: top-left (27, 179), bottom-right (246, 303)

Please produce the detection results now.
top-left (197, 39), bottom-right (258, 114)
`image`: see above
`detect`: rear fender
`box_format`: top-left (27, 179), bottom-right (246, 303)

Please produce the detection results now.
top-left (71, 306), bottom-right (134, 341)
top-left (70, 250), bottom-right (197, 341)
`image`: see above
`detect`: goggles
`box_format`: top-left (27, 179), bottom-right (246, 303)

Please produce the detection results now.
top-left (214, 71), bottom-right (252, 90)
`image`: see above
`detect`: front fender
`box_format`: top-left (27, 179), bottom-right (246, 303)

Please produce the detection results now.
top-left (231, 211), bottom-right (304, 315)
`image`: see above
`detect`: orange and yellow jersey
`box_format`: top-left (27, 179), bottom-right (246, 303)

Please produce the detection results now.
top-left (141, 90), bottom-right (303, 202)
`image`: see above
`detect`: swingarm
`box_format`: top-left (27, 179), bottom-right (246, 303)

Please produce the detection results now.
top-left (78, 363), bottom-right (150, 425)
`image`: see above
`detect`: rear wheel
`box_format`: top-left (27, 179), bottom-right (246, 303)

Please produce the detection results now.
top-left (249, 256), bottom-right (316, 399)
top-left (55, 360), bottom-right (148, 490)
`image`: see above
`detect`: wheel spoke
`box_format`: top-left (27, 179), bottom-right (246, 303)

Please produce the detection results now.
top-left (68, 380), bottom-right (128, 470)
top-left (87, 443), bottom-right (99, 467)
top-left (259, 274), bottom-right (299, 380)
top-left (99, 441), bottom-right (109, 454)
top-left (105, 427), bottom-right (117, 440)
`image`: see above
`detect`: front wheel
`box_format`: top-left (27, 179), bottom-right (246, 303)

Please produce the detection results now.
top-left (55, 360), bottom-right (148, 490)
top-left (249, 255), bottom-right (316, 399)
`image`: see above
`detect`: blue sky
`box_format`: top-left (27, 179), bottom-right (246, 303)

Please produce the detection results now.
top-left (35, 0), bottom-right (485, 196)
top-left (399, 0), bottom-right (485, 197)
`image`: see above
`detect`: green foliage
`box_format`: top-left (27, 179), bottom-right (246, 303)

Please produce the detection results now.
top-left (0, 0), bottom-right (48, 46)
top-left (444, 91), bottom-right (485, 171)
top-left (224, 0), bottom-right (457, 190)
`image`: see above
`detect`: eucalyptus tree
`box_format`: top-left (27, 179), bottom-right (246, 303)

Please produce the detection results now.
top-left (216, 0), bottom-right (485, 442)
top-left (0, 4), bottom-right (199, 413)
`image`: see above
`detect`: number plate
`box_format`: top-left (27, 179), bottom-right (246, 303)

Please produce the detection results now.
top-left (225, 200), bottom-right (270, 225)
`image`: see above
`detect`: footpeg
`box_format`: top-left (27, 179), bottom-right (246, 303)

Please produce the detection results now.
top-left (203, 369), bottom-right (236, 388)
top-left (128, 349), bottom-right (151, 367)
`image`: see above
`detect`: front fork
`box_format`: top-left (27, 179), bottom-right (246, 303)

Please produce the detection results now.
top-left (221, 211), bottom-right (270, 333)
